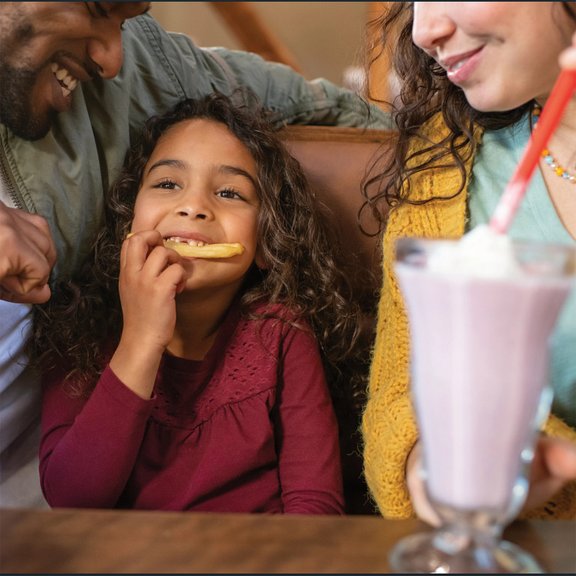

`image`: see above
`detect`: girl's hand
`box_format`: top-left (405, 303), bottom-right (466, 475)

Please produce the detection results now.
top-left (118, 230), bottom-right (185, 350)
top-left (109, 230), bottom-right (186, 398)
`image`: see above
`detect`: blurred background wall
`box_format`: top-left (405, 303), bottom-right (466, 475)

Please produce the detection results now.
top-left (149, 2), bottom-right (375, 91)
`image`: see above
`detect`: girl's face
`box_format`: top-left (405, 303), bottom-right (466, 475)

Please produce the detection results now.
top-left (131, 118), bottom-right (261, 294)
top-left (412, 2), bottom-right (575, 111)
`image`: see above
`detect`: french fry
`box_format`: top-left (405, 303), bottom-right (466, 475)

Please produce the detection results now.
top-left (163, 240), bottom-right (244, 259)
top-left (126, 233), bottom-right (244, 259)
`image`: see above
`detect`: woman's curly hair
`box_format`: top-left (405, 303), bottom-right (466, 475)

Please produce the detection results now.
top-left (31, 91), bottom-right (367, 407)
top-left (361, 2), bottom-right (576, 231)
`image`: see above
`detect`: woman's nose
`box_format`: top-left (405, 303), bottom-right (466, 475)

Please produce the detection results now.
top-left (412, 3), bottom-right (456, 53)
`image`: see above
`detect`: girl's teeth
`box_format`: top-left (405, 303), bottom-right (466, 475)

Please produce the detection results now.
top-left (167, 237), bottom-right (208, 247)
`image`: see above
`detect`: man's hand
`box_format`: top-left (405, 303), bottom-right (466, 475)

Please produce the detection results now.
top-left (0, 203), bottom-right (56, 303)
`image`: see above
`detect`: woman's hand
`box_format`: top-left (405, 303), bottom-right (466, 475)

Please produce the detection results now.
top-left (406, 435), bottom-right (576, 525)
top-left (406, 441), bottom-right (441, 526)
top-left (559, 31), bottom-right (576, 70)
top-left (109, 230), bottom-right (186, 399)
top-left (521, 435), bottom-right (576, 514)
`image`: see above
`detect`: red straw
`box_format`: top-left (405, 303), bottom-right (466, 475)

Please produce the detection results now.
top-left (489, 69), bottom-right (576, 234)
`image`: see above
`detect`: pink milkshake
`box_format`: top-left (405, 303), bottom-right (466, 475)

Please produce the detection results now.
top-left (396, 254), bottom-right (570, 513)
top-left (394, 231), bottom-right (574, 518)
top-left (390, 230), bottom-right (575, 573)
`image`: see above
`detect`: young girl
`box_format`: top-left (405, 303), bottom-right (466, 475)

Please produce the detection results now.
top-left (33, 93), bottom-right (363, 514)
top-left (362, 3), bottom-right (576, 521)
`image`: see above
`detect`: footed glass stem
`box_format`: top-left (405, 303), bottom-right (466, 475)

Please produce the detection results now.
top-left (390, 527), bottom-right (543, 574)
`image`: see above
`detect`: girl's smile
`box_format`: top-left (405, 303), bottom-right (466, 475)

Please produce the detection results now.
top-left (131, 118), bottom-right (261, 293)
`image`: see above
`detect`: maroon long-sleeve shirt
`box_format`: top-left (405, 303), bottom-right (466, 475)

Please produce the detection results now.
top-left (40, 303), bottom-right (344, 514)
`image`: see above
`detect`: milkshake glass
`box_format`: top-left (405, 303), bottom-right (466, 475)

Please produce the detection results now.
top-left (389, 236), bottom-right (575, 574)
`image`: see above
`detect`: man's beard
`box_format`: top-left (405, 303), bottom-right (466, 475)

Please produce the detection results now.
top-left (0, 62), bottom-right (56, 141)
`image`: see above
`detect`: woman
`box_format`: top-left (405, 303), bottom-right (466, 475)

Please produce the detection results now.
top-left (362, 2), bottom-right (576, 521)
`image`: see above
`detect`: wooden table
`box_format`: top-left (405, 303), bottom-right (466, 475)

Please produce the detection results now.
top-left (1, 508), bottom-right (574, 573)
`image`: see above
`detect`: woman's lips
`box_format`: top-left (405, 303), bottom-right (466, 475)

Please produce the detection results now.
top-left (440, 47), bottom-right (483, 84)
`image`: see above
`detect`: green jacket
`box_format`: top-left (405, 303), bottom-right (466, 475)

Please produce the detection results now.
top-left (0, 13), bottom-right (389, 282)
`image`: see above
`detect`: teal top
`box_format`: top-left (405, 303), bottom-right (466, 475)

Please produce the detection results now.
top-left (468, 114), bottom-right (576, 428)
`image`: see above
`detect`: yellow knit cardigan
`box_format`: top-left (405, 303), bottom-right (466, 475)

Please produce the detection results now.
top-left (362, 113), bottom-right (576, 520)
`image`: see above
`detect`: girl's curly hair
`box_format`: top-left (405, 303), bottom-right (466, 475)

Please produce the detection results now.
top-left (361, 2), bottom-right (576, 231)
top-left (31, 91), bottom-right (367, 408)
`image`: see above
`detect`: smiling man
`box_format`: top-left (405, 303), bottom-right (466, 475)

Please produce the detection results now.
top-left (0, 1), bottom-right (388, 508)
top-left (0, 3), bottom-right (150, 140)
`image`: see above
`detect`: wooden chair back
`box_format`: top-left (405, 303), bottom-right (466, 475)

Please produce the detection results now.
top-left (280, 126), bottom-right (395, 514)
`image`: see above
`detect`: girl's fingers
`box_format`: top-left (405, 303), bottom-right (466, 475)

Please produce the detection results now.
top-left (122, 231), bottom-right (179, 271)
top-left (121, 231), bottom-right (186, 294)
top-left (136, 245), bottom-right (182, 280)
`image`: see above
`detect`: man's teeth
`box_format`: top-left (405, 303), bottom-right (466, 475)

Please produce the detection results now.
top-left (166, 237), bottom-right (208, 247)
top-left (50, 63), bottom-right (78, 97)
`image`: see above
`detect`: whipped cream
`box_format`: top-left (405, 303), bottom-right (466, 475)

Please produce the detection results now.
top-left (427, 225), bottom-right (523, 278)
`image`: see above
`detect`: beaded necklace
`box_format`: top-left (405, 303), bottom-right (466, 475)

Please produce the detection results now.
top-left (532, 105), bottom-right (576, 185)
